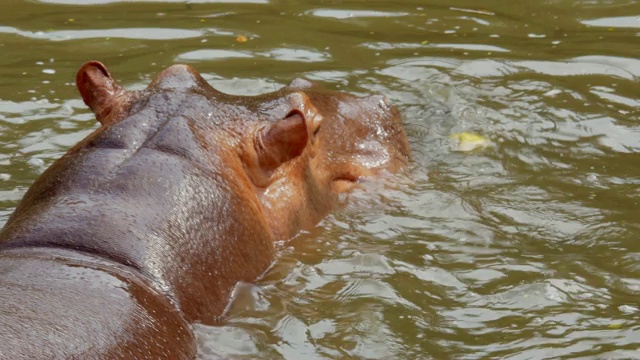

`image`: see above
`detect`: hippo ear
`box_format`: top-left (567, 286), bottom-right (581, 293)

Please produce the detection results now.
top-left (76, 61), bottom-right (124, 125)
top-left (255, 109), bottom-right (309, 171)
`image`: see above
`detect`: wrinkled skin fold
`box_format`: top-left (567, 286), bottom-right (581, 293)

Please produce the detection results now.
top-left (0, 61), bottom-right (409, 359)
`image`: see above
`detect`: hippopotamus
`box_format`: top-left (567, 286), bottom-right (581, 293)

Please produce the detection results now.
top-left (0, 61), bottom-right (409, 359)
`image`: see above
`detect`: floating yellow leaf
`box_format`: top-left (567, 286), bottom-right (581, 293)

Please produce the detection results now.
top-left (607, 323), bottom-right (623, 329)
top-left (236, 35), bottom-right (248, 43)
top-left (449, 132), bottom-right (490, 152)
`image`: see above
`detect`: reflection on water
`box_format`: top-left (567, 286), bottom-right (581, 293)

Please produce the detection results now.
top-left (1, 0), bottom-right (639, 358)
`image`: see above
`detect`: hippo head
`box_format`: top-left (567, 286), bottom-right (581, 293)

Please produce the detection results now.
top-left (76, 61), bottom-right (409, 240)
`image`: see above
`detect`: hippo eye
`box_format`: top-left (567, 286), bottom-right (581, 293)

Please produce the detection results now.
top-left (313, 125), bottom-right (321, 136)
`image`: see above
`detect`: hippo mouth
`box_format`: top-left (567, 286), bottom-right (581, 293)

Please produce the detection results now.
top-left (331, 172), bottom-right (363, 192)
top-left (333, 173), bottom-right (360, 183)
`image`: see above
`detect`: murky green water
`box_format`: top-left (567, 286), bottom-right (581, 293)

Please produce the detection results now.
top-left (1, 0), bottom-right (639, 358)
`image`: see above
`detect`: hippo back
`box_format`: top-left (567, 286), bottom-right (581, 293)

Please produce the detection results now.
top-left (0, 90), bottom-right (275, 322)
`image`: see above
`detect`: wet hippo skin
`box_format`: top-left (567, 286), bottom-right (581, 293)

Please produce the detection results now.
top-left (0, 61), bottom-right (409, 359)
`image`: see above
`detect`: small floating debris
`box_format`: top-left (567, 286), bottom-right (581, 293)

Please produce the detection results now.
top-left (236, 35), bottom-right (248, 43)
top-left (449, 132), bottom-right (490, 152)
